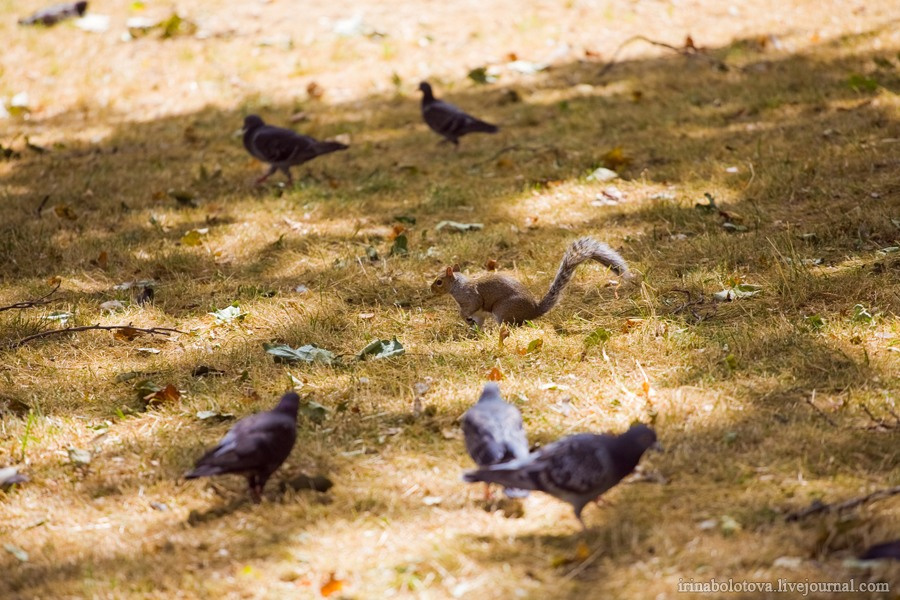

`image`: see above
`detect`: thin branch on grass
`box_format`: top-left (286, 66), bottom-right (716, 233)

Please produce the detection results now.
top-left (597, 35), bottom-right (734, 78)
top-left (36, 194), bottom-right (50, 217)
top-left (8, 324), bottom-right (185, 349)
top-left (0, 281), bottom-right (61, 313)
top-left (786, 485), bottom-right (900, 521)
top-left (804, 390), bottom-right (837, 427)
top-left (860, 403), bottom-right (899, 430)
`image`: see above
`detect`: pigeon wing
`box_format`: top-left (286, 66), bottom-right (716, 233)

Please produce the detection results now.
top-left (187, 413), bottom-right (295, 478)
top-left (249, 127), bottom-right (319, 166)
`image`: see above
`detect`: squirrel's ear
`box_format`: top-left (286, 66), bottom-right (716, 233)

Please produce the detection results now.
top-left (445, 266), bottom-right (455, 277)
top-left (452, 263), bottom-right (461, 272)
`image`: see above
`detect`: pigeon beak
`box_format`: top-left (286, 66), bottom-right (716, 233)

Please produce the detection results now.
top-left (234, 128), bottom-right (246, 138)
top-left (651, 441), bottom-right (664, 452)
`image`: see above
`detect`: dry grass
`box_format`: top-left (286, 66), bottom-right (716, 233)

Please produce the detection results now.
top-left (2, 0), bottom-right (900, 598)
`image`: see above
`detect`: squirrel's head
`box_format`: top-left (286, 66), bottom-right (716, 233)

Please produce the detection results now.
top-left (430, 264), bottom-right (460, 295)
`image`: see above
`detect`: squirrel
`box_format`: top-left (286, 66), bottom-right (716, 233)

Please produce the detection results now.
top-left (430, 237), bottom-right (631, 327)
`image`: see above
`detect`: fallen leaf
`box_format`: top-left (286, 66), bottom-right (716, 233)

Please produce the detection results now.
top-left (136, 347), bottom-right (161, 355)
top-left (435, 221), bottom-right (484, 233)
top-left (584, 327), bottom-right (611, 349)
top-left (4, 544), bottom-right (28, 563)
top-left (54, 204), bottom-right (78, 220)
top-left (43, 311), bottom-right (72, 324)
top-left (320, 573), bottom-right (345, 597)
top-left (358, 312), bottom-right (375, 320)
top-left (67, 447), bottom-right (92, 467)
top-left (264, 343), bottom-right (337, 365)
top-left (487, 367), bottom-right (504, 381)
top-left (388, 224), bottom-right (407, 240)
top-left (358, 337), bottom-right (405, 360)
top-left (100, 300), bottom-right (125, 313)
top-left (299, 397), bottom-right (329, 424)
top-left (601, 147), bottom-right (631, 170)
top-left (575, 540), bottom-right (591, 560)
top-left (114, 327), bottom-right (144, 342)
top-left (586, 167), bottom-right (618, 182)
top-left (484, 259), bottom-right (498, 271)
top-left (192, 365), bottom-right (225, 377)
top-left (713, 284), bottom-right (762, 302)
top-left (468, 66), bottom-right (498, 84)
top-left (209, 304), bottom-right (247, 323)
top-left (390, 234), bottom-right (408, 256)
top-left (181, 228), bottom-right (208, 247)
top-left (197, 410), bottom-right (234, 422)
top-left (306, 81), bottom-right (325, 99)
top-left (517, 338), bottom-right (543, 355)
top-left (144, 384), bottom-right (181, 405)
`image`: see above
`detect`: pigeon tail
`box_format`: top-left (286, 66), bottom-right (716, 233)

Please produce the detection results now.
top-left (462, 465), bottom-right (535, 491)
top-left (185, 464), bottom-right (225, 479)
top-left (464, 119), bottom-right (499, 135)
top-left (312, 141), bottom-right (349, 157)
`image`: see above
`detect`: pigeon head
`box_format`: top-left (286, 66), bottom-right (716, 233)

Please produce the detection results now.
top-left (242, 114), bottom-right (265, 133)
top-left (623, 423), bottom-right (661, 453)
top-left (418, 81), bottom-right (434, 101)
top-left (273, 391), bottom-right (301, 417)
top-left (477, 382), bottom-right (502, 403)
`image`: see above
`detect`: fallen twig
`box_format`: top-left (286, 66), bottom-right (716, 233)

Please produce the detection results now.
top-left (804, 390), bottom-right (837, 427)
top-left (0, 281), bottom-right (61, 313)
top-left (8, 323), bottom-right (185, 349)
top-left (861, 403), bottom-right (899, 430)
top-left (597, 35), bottom-right (734, 79)
top-left (786, 485), bottom-right (900, 521)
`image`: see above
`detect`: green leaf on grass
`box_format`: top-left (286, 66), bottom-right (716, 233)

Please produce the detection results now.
top-left (846, 73), bottom-right (878, 92)
top-left (299, 398), bottom-right (329, 424)
top-left (805, 315), bottom-right (825, 331)
top-left (390, 234), bottom-right (408, 256)
top-left (525, 338), bottom-right (543, 354)
top-left (210, 303), bottom-right (247, 323)
top-left (263, 343), bottom-right (336, 365)
top-left (584, 327), bottom-right (611, 348)
top-left (851, 304), bottom-right (874, 324)
top-left (358, 337), bottom-right (405, 360)
top-left (181, 228), bottom-right (208, 246)
top-left (468, 66), bottom-right (498, 84)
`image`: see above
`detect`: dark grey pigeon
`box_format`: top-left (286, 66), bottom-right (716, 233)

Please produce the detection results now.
top-left (463, 424), bottom-right (660, 529)
top-left (242, 115), bottom-right (348, 185)
top-left (186, 391), bottom-right (299, 503)
top-left (860, 540), bottom-right (900, 561)
top-left (418, 82), bottom-right (499, 146)
top-left (19, 1), bottom-right (87, 26)
top-left (461, 383), bottom-right (529, 500)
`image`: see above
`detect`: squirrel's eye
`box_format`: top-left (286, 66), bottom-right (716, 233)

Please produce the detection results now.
top-left (435, 280), bottom-right (442, 286)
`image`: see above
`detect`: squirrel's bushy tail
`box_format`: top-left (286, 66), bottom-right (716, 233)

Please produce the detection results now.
top-left (536, 237), bottom-right (629, 316)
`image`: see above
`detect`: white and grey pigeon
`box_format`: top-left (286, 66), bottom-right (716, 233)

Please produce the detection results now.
top-left (186, 391), bottom-right (299, 503)
top-left (242, 115), bottom-right (348, 185)
top-left (463, 424), bottom-right (660, 529)
top-left (418, 82), bottom-right (499, 146)
top-left (461, 382), bottom-right (530, 500)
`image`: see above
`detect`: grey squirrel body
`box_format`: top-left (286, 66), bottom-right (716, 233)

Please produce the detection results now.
top-left (431, 237), bottom-right (630, 326)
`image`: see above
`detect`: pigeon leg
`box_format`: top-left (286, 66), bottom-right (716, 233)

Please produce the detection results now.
top-left (279, 166), bottom-right (294, 185)
top-left (248, 474), bottom-right (262, 504)
top-left (483, 483), bottom-right (493, 502)
top-left (256, 165), bottom-right (278, 185)
top-left (574, 504), bottom-right (589, 532)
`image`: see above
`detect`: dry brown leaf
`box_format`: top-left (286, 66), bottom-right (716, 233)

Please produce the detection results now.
top-left (47, 276), bottom-right (62, 287)
top-left (496, 157), bottom-right (514, 168)
top-left (388, 224), bottom-right (407, 240)
top-left (622, 318), bottom-right (644, 332)
top-left (498, 326), bottom-right (510, 349)
top-left (484, 259), bottom-right (498, 271)
top-left (96, 251), bottom-right (109, 269)
top-left (306, 81), bottom-right (324, 99)
top-left (144, 384), bottom-right (180, 404)
top-left (487, 366), bottom-right (504, 381)
top-left (684, 35), bottom-right (696, 49)
top-left (575, 540), bottom-right (591, 560)
top-left (320, 573), bottom-right (344, 597)
top-left (601, 147), bottom-right (631, 171)
top-left (113, 327), bottom-right (145, 342)
top-left (54, 204), bottom-right (78, 220)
